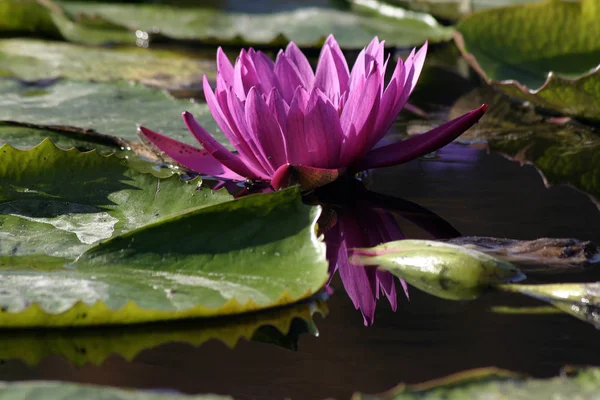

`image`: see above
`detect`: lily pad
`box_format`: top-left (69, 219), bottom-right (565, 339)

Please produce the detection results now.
top-left (0, 300), bottom-right (326, 366)
top-left (451, 87), bottom-right (600, 208)
top-left (353, 239), bottom-right (524, 300)
top-left (0, 156), bottom-right (328, 326)
top-left (0, 381), bottom-right (230, 400)
top-left (0, 39), bottom-right (215, 91)
top-left (455, 0), bottom-right (600, 119)
top-left (0, 78), bottom-right (223, 147)
top-left (0, 140), bottom-right (232, 258)
top-left (354, 367), bottom-right (600, 399)
top-left (56, 0), bottom-right (452, 48)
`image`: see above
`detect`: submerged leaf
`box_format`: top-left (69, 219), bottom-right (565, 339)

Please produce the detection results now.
top-left (353, 240), bottom-right (524, 300)
top-left (354, 367), bottom-right (600, 399)
top-left (451, 87), bottom-right (600, 208)
top-left (499, 283), bottom-right (600, 329)
top-left (0, 78), bottom-right (223, 147)
top-left (455, 0), bottom-right (600, 119)
top-left (0, 39), bottom-right (216, 91)
top-left (0, 300), bottom-right (326, 366)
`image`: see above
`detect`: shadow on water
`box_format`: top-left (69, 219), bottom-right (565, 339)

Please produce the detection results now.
top-left (1, 143), bottom-right (600, 399)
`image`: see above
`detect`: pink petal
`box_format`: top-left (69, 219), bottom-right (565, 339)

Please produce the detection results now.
top-left (251, 50), bottom-right (278, 95)
top-left (323, 35), bottom-right (350, 95)
top-left (355, 104), bottom-right (488, 170)
top-left (138, 126), bottom-right (244, 180)
top-left (216, 47), bottom-right (234, 88)
top-left (274, 51), bottom-right (305, 103)
top-left (182, 111), bottom-right (260, 179)
top-left (285, 41), bottom-right (315, 90)
top-left (304, 89), bottom-right (343, 168)
top-left (339, 67), bottom-right (382, 165)
top-left (266, 87), bottom-right (289, 131)
top-left (348, 48), bottom-right (366, 92)
top-left (314, 45), bottom-right (341, 101)
top-left (285, 86), bottom-right (311, 166)
top-left (245, 87), bottom-right (288, 170)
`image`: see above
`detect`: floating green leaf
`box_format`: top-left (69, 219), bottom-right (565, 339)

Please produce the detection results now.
top-left (0, 168), bottom-right (328, 326)
top-left (0, 78), bottom-right (223, 147)
top-left (0, 39), bottom-right (215, 91)
top-left (0, 140), bottom-right (231, 258)
top-left (380, 0), bottom-right (540, 21)
top-left (0, 381), bottom-right (230, 400)
top-left (55, 0), bottom-right (452, 48)
top-left (354, 368), bottom-right (600, 399)
top-left (353, 239), bottom-right (524, 300)
top-left (499, 283), bottom-right (600, 329)
top-left (455, 0), bottom-right (600, 119)
top-left (0, 300), bottom-right (326, 366)
top-left (451, 87), bottom-right (600, 207)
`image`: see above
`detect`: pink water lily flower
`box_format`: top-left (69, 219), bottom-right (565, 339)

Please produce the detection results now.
top-left (139, 35), bottom-right (487, 190)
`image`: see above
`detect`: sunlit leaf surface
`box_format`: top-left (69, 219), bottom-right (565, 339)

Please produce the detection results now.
top-left (455, 0), bottom-right (600, 119)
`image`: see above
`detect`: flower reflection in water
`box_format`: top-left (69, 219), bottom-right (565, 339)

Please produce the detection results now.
top-left (311, 180), bottom-right (460, 325)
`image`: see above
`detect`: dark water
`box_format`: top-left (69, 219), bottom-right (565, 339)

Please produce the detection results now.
top-left (1, 147), bottom-right (599, 400)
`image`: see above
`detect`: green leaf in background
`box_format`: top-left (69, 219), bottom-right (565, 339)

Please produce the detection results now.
top-left (0, 122), bottom-right (124, 153)
top-left (0, 382), bottom-right (230, 400)
top-left (0, 140), bottom-right (231, 258)
top-left (352, 239), bottom-right (524, 300)
top-left (354, 368), bottom-right (600, 399)
top-left (380, 0), bottom-right (540, 21)
top-left (0, 39), bottom-right (215, 91)
top-left (0, 179), bottom-right (328, 326)
top-left (55, 0), bottom-right (452, 48)
top-left (0, 78), bottom-right (224, 147)
top-left (455, 0), bottom-right (600, 120)
top-left (451, 87), bottom-right (600, 208)
top-left (498, 283), bottom-right (600, 328)
top-left (0, 300), bottom-right (326, 366)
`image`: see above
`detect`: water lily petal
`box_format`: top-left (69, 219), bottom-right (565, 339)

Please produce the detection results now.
top-left (323, 35), bottom-right (349, 95)
top-left (216, 47), bottom-right (234, 88)
top-left (285, 41), bottom-right (315, 90)
top-left (355, 104), bottom-right (488, 170)
top-left (304, 89), bottom-right (343, 168)
top-left (274, 51), bottom-right (305, 103)
top-left (314, 45), bottom-right (341, 101)
top-left (251, 50), bottom-right (278, 95)
top-left (138, 126), bottom-right (244, 180)
top-left (182, 111), bottom-right (260, 179)
top-left (285, 86), bottom-right (311, 166)
top-left (245, 87), bottom-right (288, 169)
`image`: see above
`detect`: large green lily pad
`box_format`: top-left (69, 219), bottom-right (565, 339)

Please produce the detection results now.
top-left (383, 0), bottom-right (540, 21)
top-left (0, 144), bottom-right (327, 326)
top-left (354, 368), bottom-right (600, 399)
top-left (450, 87), bottom-right (600, 208)
top-left (0, 78), bottom-right (223, 147)
top-left (455, 0), bottom-right (600, 120)
top-left (0, 140), bottom-right (232, 258)
top-left (0, 382), bottom-right (230, 400)
top-left (0, 300), bottom-right (326, 366)
top-left (55, 0), bottom-right (452, 48)
top-left (0, 39), bottom-right (215, 91)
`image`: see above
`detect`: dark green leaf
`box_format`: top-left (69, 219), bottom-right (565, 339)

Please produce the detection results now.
top-left (455, 0), bottom-right (600, 119)
top-left (0, 78), bottom-right (223, 147)
top-left (0, 39), bottom-right (215, 91)
top-left (451, 87), bottom-right (600, 207)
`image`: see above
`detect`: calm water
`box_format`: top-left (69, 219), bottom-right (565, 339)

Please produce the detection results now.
top-left (1, 147), bottom-right (599, 400)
